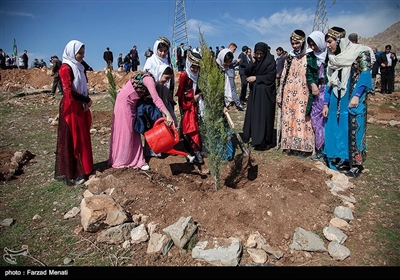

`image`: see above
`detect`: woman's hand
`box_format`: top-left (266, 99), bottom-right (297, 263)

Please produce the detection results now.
top-left (164, 111), bottom-right (174, 126)
top-left (311, 83), bottom-right (319, 96)
top-left (246, 76), bottom-right (256, 83)
top-left (322, 105), bottom-right (329, 118)
top-left (349, 96), bottom-right (359, 108)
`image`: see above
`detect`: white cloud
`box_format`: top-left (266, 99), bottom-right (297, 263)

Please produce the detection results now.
top-left (0, 10), bottom-right (35, 19)
top-left (187, 18), bottom-right (219, 41)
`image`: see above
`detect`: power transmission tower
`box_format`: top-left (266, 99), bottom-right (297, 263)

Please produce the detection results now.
top-left (172, 0), bottom-right (189, 70)
top-left (312, 0), bottom-right (330, 33)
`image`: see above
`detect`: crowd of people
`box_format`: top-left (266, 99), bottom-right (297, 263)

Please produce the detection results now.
top-left (0, 49), bottom-right (29, 69)
top-left (2, 26), bottom-right (395, 185)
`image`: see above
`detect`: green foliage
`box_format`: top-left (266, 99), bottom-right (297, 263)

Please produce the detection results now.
top-left (106, 69), bottom-right (118, 108)
top-left (184, 234), bottom-right (199, 251)
top-left (197, 31), bottom-right (230, 190)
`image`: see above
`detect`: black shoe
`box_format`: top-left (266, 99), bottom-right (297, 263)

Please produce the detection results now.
top-left (297, 151), bottom-right (311, 159)
top-left (345, 166), bottom-right (362, 178)
top-left (195, 152), bottom-right (204, 164)
top-left (335, 160), bottom-right (350, 172)
top-left (72, 177), bottom-right (86, 185)
top-left (265, 143), bottom-right (275, 150)
top-left (310, 153), bottom-right (324, 161)
top-left (254, 144), bottom-right (265, 151)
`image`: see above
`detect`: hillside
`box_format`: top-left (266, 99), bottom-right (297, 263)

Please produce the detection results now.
top-left (359, 20), bottom-right (400, 52)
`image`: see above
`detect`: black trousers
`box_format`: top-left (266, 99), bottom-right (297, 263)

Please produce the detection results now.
top-left (131, 61), bottom-right (138, 72)
top-left (239, 74), bottom-right (248, 102)
top-left (380, 67), bottom-right (395, 93)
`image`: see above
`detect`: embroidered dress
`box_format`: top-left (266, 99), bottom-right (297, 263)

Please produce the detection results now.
top-left (277, 53), bottom-right (315, 153)
top-left (310, 62), bottom-right (327, 150)
top-left (324, 50), bottom-right (372, 168)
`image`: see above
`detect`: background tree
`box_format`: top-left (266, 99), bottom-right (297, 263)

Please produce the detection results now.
top-left (197, 31), bottom-right (231, 190)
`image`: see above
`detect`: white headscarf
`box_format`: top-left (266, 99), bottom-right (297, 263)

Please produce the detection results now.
top-left (154, 64), bottom-right (169, 84)
top-left (143, 38), bottom-right (171, 88)
top-left (326, 37), bottom-right (370, 97)
top-left (62, 40), bottom-right (88, 96)
top-left (216, 48), bottom-right (233, 102)
top-left (308, 31), bottom-right (327, 67)
top-left (185, 56), bottom-right (199, 92)
top-left (143, 38), bottom-right (170, 73)
top-left (216, 48), bottom-right (231, 69)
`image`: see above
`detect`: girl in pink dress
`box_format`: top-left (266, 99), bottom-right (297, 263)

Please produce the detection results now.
top-left (108, 65), bottom-right (174, 170)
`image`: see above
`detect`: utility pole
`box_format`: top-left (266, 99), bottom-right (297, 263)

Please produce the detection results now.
top-left (172, 0), bottom-right (189, 70)
top-left (312, 0), bottom-right (332, 34)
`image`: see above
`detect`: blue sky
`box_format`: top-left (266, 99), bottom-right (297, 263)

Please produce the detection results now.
top-left (1, 0), bottom-right (399, 71)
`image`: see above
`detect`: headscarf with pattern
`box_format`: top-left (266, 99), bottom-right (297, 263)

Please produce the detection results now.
top-left (185, 52), bottom-right (202, 92)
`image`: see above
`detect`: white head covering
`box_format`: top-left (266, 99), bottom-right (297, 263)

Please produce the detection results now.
top-left (326, 37), bottom-right (370, 97)
top-left (62, 40), bottom-right (88, 96)
top-left (154, 64), bottom-right (170, 84)
top-left (185, 55), bottom-right (199, 92)
top-left (143, 38), bottom-right (171, 88)
top-left (308, 30), bottom-right (327, 67)
top-left (216, 48), bottom-right (231, 69)
top-left (144, 38), bottom-right (170, 72)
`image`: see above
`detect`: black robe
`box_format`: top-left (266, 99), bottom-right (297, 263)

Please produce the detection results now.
top-left (242, 43), bottom-right (277, 147)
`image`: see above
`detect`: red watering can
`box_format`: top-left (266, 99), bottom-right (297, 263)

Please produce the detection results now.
top-left (144, 117), bottom-right (195, 162)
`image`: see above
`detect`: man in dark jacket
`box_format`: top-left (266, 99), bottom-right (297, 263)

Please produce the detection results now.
top-left (21, 50), bottom-right (28, 69)
top-left (275, 47), bottom-right (287, 88)
top-left (238, 45), bottom-right (250, 104)
top-left (50, 55), bottom-right (63, 95)
top-left (176, 43), bottom-right (186, 71)
top-left (379, 44), bottom-right (398, 94)
top-left (129, 45), bottom-right (139, 72)
top-left (371, 47), bottom-right (380, 94)
top-left (103, 47), bottom-right (114, 70)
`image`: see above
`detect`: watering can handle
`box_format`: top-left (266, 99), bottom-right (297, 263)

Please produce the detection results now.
top-left (154, 117), bottom-right (178, 136)
top-left (154, 117), bottom-right (167, 126)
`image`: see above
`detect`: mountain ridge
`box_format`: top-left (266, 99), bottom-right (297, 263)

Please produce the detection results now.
top-left (359, 20), bottom-right (400, 52)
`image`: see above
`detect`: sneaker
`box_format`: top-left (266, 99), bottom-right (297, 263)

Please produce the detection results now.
top-left (73, 177), bottom-right (85, 185)
top-left (140, 163), bottom-right (150, 171)
top-left (345, 166), bottom-right (362, 178)
top-left (186, 154), bottom-right (196, 163)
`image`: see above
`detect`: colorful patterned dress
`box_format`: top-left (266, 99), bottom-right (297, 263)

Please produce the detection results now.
top-left (277, 53), bottom-right (315, 153)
